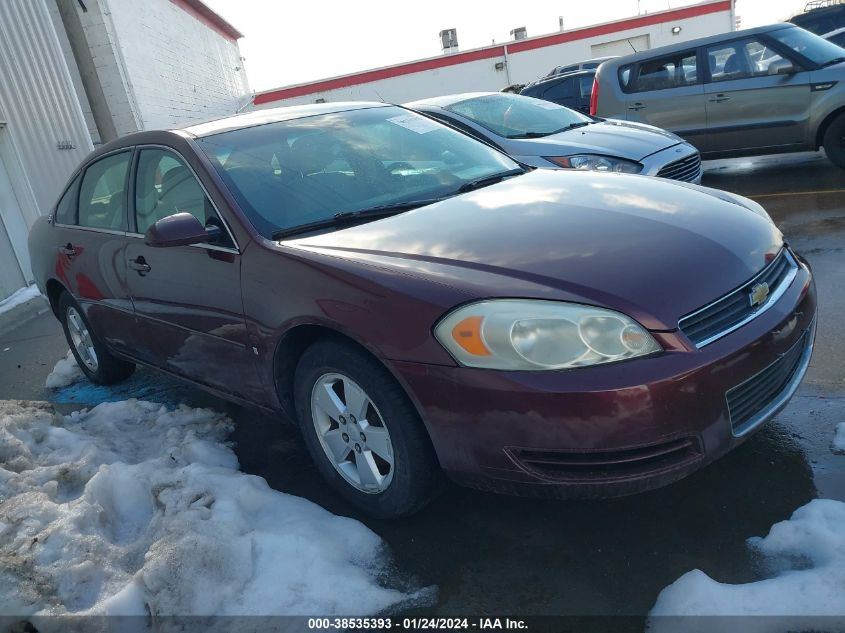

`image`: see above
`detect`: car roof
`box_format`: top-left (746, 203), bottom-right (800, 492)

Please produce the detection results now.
top-left (181, 101), bottom-right (389, 137)
top-left (404, 92), bottom-right (504, 109)
top-left (525, 69), bottom-right (595, 89)
top-left (599, 23), bottom-right (797, 69)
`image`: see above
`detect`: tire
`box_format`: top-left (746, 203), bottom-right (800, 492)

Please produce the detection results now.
top-left (823, 112), bottom-right (845, 169)
top-left (293, 340), bottom-right (441, 518)
top-left (58, 291), bottom-right (135, 386)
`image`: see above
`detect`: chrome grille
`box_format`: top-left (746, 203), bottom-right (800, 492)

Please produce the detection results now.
top-left (656, 153), bottom-right (702, 182)
top-left (726, 329), bottom-right (810, 435)
top-left (679, 249), bottom-right (798, 348)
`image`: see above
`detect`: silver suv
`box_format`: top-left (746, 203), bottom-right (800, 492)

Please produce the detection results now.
top-left (591, 24), bottom-right (845, 168)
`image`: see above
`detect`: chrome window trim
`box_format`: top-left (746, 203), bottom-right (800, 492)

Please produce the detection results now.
top-left (680, 249), bottom-right (799, 349)
top-left (133, 144), bottom-right (240, 253)
top-left (53, 223), bottom-right (127, 237)
top-left (124, 231), bottom-right (239, 254)
top-left (728, 318), bottom-right (816, 437)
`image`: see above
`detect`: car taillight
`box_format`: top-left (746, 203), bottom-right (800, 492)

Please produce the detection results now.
top-left (589, 78), bottom-right (599, 116)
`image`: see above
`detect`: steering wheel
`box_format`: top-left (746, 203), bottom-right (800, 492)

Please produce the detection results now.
top-left (386, 161), bottom-right (415, 174)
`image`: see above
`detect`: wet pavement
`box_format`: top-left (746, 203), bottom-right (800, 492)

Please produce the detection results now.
top-left (0, 151), bottom-right (843, 620)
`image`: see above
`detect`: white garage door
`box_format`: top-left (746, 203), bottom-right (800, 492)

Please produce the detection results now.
top-left (0, 132), bottom-right (31, 300)
top-left (591, 34), bottom-right (651, 58)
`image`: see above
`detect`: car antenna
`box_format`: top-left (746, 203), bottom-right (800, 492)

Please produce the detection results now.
top-left (626, 38), bottom-right (639, 53)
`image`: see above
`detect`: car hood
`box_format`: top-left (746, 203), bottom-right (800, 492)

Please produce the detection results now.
top-left (286, 170), bottom-right (783, 330)
top-left (505, 119), bottom-right (684, 162)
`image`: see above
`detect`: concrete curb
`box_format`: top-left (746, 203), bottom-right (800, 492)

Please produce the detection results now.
top-left (0, 296), bottom-right (52, 336)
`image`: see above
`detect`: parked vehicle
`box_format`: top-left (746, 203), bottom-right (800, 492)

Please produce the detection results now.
top-left (520, 69), bottom-right (596, 113)
top-left (789, 2), bottom-right (845, 35)
top-left (591, 24), bottom-right (845, 167)
top-left (541, 55), bottom-right (616, 80)
top-left (406, 92), bottom-right (702, 181)
top-left (821, 25), bottom-right (845, 46)
top-left (29, 102), bottom-right (816, 518)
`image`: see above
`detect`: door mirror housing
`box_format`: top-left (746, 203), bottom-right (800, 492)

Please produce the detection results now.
top-left (144, 212), bottom-right (214, 248)
top-left (771, 61), bottom-right (799, 75)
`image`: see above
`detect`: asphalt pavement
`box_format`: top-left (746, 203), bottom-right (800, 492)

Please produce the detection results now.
top-left (0, 151), bottom-right (842, 621)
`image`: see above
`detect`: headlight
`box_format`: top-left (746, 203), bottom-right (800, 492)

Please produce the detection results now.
top-left (545, 155), bottom-right (643, 174)
top-left (434, 300), bottom-right (662, 370)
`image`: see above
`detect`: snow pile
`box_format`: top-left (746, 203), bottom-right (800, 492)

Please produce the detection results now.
top-left (834, 422), bottom-right (845, 455)
top-left (0, 399), bottom-right (429, 617)
top-left (0, 285), bottom-right (41, 316)
top-left (649, 499), bottom-right (845, 631)
top-left (45, 350), bottom-right (84, 389)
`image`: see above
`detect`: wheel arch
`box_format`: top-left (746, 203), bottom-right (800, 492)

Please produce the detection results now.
top-left (815, 106), bottom-right (845, 149)
top-left (44, 278), bottom-right (69, 318)
top-left (271, 323), bottom-right (439, 455)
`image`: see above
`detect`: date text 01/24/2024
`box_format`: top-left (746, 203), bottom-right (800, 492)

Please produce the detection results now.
top-left (307, 618), bottom-right (529, 630)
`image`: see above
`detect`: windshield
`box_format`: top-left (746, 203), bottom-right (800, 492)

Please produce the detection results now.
top-left (769, 26), bottom-right (845, 65)
top-left (196, 106), bottom-right (519, 238)
top-left (444, 93), bottom-right (592, 139)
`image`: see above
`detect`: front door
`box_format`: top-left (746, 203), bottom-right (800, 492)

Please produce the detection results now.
top-left (124, 146), bottom-right (261, 402)
top-left (703, 37), bottom-right (811, 154)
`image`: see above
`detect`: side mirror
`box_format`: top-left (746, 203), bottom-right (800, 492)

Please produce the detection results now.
top-left (772, 62), bottom-right (799, 75)
top-left (144, 212), bottom-right (215, 248)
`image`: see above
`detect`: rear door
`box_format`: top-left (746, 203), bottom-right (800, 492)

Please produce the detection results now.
top-left (52, 150), bottom-right (136, 352)
top-left (703, 36), bottom-right (811, 154)
top-left (621, 49), bottom-right (708, 151)
top-left (124, 145), bottom-right (261, 401)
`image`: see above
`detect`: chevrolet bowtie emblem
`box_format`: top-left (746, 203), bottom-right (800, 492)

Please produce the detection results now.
top-left (749, 282), bottom-right (770, 308)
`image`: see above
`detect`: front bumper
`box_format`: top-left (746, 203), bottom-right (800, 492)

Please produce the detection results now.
top-left (393, 256), bottom-right (815, 498)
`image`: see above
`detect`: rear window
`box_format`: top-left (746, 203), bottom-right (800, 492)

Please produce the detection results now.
top-left (623, 52), bottom-right (698, 93)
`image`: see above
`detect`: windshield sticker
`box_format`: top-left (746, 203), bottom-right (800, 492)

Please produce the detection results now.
top-left (387, 114), bottom-right (442, 134)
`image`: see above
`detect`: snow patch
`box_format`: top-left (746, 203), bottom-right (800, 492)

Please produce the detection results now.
top-left (0, 285), bottom-right (41, 316)
top-left (833, 422), bottom-right (845, 455)
top-left (0, 399), bottom-right (430, 616)
top-left (649, 499), bottom-right (845, 630)
top-left (45, 351), bottom-right (84, 389)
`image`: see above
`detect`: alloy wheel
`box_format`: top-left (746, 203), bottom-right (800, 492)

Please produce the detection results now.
top-left (310, 373), bottom-right (395, 493)
top-left (66, 306), bottom-right (98, 372)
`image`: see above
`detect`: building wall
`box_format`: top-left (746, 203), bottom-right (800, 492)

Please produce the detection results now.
top-left (0, 0), bottom-right (94, 299)
top-left (65, 0), bottom-right (249, 136)
top-left (251, 1), bottom-right (734, 109)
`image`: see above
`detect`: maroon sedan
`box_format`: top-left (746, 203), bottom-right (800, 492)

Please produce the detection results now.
top-left (28, 103), bottom-right (816, 518)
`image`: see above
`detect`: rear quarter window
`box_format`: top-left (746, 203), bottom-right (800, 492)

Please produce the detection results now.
top-left (54, 176), bottom-right (80, 225)
top-left (623, 52), bottom-right (698, 93)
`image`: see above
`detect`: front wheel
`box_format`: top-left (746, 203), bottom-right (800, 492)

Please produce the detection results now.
top-left (293, 340), bottom-right (441, 518)
top-left (58, 291), bottom-right (135, 385)
top-left (823, 112), bottom-right (845, 169)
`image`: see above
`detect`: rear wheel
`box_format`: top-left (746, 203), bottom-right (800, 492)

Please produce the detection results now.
top-left (293, 340), bottom-right (441, 518)
top-left (823, 112), bottom-right (845, 169)
top-left (59, 291), bottom-right (134, 385)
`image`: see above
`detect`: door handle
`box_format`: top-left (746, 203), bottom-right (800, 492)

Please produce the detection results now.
top-left (129, 256), bottom-right (151, 276)
top-left (59, 243), bottom-right (77, 258)
top-left (709, 94), bottom-right (730, 103)
top-left (628, 102), bottom-right (646, 111)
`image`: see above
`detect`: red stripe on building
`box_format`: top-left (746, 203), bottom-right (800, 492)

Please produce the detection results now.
top-left (253, 0), bottom-right (731, 106)
top-left (171, 0), bottom-right (244, 41)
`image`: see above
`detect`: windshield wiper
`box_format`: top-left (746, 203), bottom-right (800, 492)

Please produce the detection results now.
top-left (507, 121), bottom-right (592, 139)
top-left (457, 168), bottom-right (526, 193)
top-left (272, 198), bottom-right (445, 240)
top-left (820, 57), bottom-right (845, 68)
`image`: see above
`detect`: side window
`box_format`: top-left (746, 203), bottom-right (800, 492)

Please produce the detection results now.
top-left (78, 152), bottom-right (130, 230)
top-left (541, 78), bottom-right (575, 106)
top-left (135, 148), bottom-right (232, 247)
top-left (631, 52), bottom-right (698, 92)
top-left (54, 176), bottom-right (80, 225)
top-left (707, 38), bottom-right (784, 82)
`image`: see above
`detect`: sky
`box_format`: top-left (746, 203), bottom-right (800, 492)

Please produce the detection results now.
top-left (202, 0), bottom-right (808, 92)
